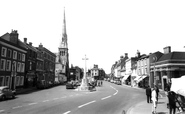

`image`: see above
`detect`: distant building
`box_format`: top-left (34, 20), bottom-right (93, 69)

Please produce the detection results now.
top-left (90, 64), bottom-right (105, 81)
top-left (55, 8), bottom-right (69, 82)
top-left (0, 30), bottom-right (27, 90)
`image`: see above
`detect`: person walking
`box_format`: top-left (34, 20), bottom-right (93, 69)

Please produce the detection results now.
top-left (145, 86), bottom-right (152, 103)
top-left (151, 88), bottom-right (157, 114)
top-left (155, 85), bottom-right (159, 102)
top-left (167, 91), bottom-right (176, 114)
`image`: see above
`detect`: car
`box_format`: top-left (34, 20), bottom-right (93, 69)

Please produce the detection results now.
top-left (66, 82), bottom-right (75, 89)
top-left (0, 86), bottom-right (16, 101)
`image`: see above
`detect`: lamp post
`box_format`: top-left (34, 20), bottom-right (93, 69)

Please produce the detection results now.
top-left (153, 56), bottom-right (157, 86)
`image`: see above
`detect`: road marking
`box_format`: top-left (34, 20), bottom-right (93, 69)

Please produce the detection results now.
top-left (113, 90), bottom-right (118, 95)
top-left (52, 98), bottom-right (59, 100)
top-left (78, 100), bottom-right (96, 108)
top-left (12, 106), bottom-right (23, 109)
top-left (63, 111), bottom-right (71, 114)
top-left (43, 100), bottom-right (50, 102)
top-left (61, 96), bottom-right (67, 99)
top-left (0, 110), bottom-right (4, 112)
top-left (101, 95), bottom-right (111, 100)
top-left (28, 102), bottom-right (38, 105)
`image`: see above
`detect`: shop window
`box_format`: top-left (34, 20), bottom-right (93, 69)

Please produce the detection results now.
top-left (20, 76), bottom-right (24, 86)
top-left (13, 51), bottom-right (17, 59)
top-left (6, 60), bottom-right (11, 71)
top-left (7, 49), bottom-right (12, 58)
top-left (0, 59), bottom-right (6, 71)
top-left (0, 76), bottom-right (4, 86)
top-left (16, 76), bottom-right (20, 86)
top-left (1, 47), bottom-right (7, 57)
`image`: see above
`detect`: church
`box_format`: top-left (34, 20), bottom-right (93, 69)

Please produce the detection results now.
top-left (55, 8), bottom-right (69, 83)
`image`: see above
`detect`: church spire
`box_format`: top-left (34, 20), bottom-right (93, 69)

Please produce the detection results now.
top-left (59, 7), bottom-right (68, 49)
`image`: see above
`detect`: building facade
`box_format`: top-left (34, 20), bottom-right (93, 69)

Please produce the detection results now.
top-left (0, 30), bottom-right (27, 90)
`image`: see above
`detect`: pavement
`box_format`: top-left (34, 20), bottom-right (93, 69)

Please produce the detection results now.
top-left (127, 88), bottom-right (185, 114)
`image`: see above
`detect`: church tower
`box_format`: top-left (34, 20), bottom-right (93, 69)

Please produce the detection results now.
top-left (56, 8), bottom-right (70, 82)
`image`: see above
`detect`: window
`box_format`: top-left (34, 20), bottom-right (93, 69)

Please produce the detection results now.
top-left (7, 49), bottom-right (12, 58)
top-left (20, 76), bottom-right (24, 86)
top-left (18, 53), bottom-right (21, 61)
top-left (0, 59), bottom-right (6, 71)
top-left (21, 63), bottom-right (25, 72)
top-left (6, 60), bottom-right (11, 71)
top-left (0, 76), bottom-right (4, 86)
top-left (13, 51), bottom-right (17, 59)
top-left (16, 76), bottom-right (20, 86)
top-left (17, 62), bottom-right (21, 72)
top-left (22, 54), bottom-right (25, 62)
top-left (5, 76), bottom-right (10, 87)
top-left (12, 61), bottom-right (17, 71)
top-left (29, 62), bottom-right (32, 70)
top-left (1, 47), bottom-right (7, 57)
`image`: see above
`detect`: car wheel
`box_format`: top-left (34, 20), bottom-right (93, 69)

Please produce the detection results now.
top-left (12, 94), bottom-right (15, 99)
top-left (2, 95), bottom-right (6, 101)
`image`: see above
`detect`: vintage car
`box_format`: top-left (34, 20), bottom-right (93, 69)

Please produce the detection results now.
top-left (0, 86), bottom-right (16, 101)
top-left (66, 81), bottom-right (75, 89)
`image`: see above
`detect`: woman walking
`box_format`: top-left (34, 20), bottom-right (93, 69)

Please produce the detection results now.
top-left (151, 87), bottom-right (157, 114)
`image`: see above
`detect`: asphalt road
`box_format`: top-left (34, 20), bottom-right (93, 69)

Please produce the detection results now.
top-left (0, 81), bottom-right (146, 114)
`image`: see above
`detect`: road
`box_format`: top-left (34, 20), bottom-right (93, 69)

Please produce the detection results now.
top-left (0, 81), bottom-right (146, 114)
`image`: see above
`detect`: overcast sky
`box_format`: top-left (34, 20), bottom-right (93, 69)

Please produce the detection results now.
top-left (1, 0), bottom-right (185, 74)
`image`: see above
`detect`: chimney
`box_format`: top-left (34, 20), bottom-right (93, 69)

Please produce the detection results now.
top-left (24, 38), bottom-right (27, 43)
top-left (163, 46), bottom-right (171, 54)
top-left (10, 30), bottom-right (18, 44)
top-left (120, 55), bottom-right (124, 60)
top-left (29, 42), bottom-right (32, 46)
top-left (39, 43), bottom-right (43, 48)
top-left (136, 50), bottom-right (140, 57)
top-left (125, 53), bottom-right (128, 57)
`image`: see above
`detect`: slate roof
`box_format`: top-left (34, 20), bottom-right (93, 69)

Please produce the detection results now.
top-left (157, 51), bottom-right (185, 62)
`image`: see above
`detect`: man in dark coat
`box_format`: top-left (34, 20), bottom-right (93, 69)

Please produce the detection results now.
top-left (168, 91), bottom-right (176, 114)
top-left (146, 86), bottom-right (152, 103)
top-left (155, 85), bottom-right (159, 102)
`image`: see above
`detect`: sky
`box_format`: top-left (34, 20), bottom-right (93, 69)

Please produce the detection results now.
top-left (1, 0), bottom-right (185, 74)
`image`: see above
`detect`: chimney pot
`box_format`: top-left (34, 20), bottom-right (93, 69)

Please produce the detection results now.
top-left (24, 38), bottom-right (27, 43)
top-left (29, 42), bottom-right (32, 46)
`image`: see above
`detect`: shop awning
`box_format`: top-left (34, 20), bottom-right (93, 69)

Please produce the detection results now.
top-left (123, 74), bottom-right (130, 80)
top-left (137, 76), bottom-right (147, 83)
top-left (134, 76), bottom-right (142, 81)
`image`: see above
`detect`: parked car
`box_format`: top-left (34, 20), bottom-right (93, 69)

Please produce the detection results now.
top-left (66, 81), bottom-right (75, 89)
top-left (0, 86), bottom-right (16, 101)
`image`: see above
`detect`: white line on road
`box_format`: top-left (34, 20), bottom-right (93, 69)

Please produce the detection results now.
top-left (113, 90), bottom-right (118, 95)
top-left (28, 102), bottom-right (38, 105)
top-left (61, 96), bottom-right (67, 99)
top-left (52, 98), bottom-right (59, 100)
top-left (78, 100), bottom-right (96, 108)
top-left (12, 106), bottom-right (23, 109)
top-left (0, 110), bottom-right (4, 112)
top-left (63, 111), bottom-right (71, 114)
top-left (42, 100), bottom-right (50, 102)
top-left (101, 95), bottom-right (111, 100)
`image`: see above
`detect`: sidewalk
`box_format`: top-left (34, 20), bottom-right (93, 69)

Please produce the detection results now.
top-left (127, 96), bottom-right (168, 114)
top-left (16, 87), bottom-right (37, 95)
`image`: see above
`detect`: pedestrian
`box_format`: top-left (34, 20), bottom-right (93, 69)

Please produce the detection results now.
top-left (167, 91), bottom-right (176, 114)
top-left (155, 85), bottom-right (159, 102)
top-left (145, 86), bottom-right (152, 103)
top-left (151, 88), bottom-right (157, 114)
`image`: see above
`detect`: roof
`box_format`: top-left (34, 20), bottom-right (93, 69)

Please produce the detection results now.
top-left (0, 86), bottom-right (9, 90)
top-left (158, 52), bottom-right (185, 62)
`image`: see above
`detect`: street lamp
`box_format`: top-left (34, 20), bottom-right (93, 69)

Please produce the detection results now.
top-left (153, 56), bottom-right (157, 86)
